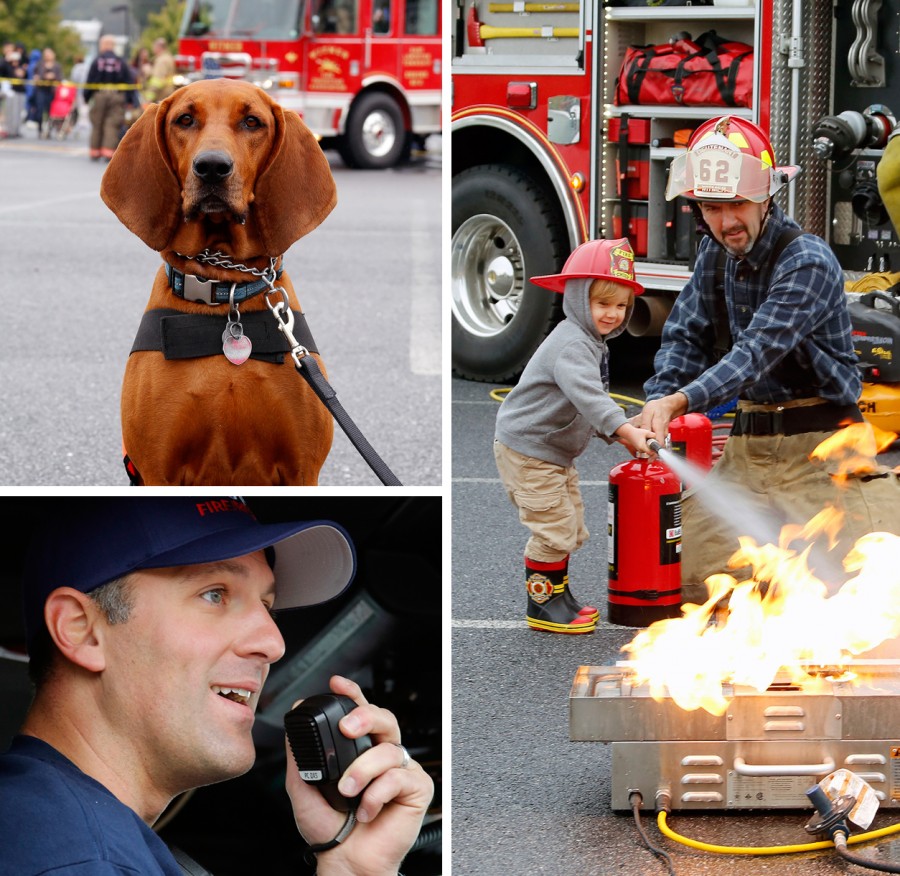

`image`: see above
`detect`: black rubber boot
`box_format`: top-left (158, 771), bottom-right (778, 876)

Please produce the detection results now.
top-left (525, 557), bottom-right (596, 634)
top-left (555, 554), bottom-right (599, 621)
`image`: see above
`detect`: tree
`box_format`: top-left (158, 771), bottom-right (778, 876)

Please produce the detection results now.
top-left (0, 0), bottom-right (84, 70)
top-left (140, 0), bottom-right (184, 53)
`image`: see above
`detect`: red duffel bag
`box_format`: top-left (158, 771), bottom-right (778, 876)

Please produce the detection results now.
top-left (615, 30), bottom-right (753, 108)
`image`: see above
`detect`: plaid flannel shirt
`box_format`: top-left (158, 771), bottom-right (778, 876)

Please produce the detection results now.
top-left (644, 204), bottom-right (860, 411)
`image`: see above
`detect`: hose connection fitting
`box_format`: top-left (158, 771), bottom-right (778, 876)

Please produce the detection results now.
top-left (804, 784), bottom-right (856, 841)
top-left (655, 789), bottom-right (672, 814)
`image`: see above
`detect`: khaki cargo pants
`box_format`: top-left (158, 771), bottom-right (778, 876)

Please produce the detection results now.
top-left (89, 90), bottom-right (126, 156)
top-left (493, 440), bottom-right (588, 563)
top-left (681, 428), bottom-right (900, 603)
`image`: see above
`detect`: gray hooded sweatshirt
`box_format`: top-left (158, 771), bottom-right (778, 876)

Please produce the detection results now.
top-left (494, 277), bottom-right (633, 468)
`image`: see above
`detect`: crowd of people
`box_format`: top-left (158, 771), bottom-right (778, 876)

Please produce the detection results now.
top-left (0, 35), bottom-right (175, 156)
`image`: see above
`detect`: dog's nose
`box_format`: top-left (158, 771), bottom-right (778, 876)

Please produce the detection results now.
top-left (193, 151), bottom-right (234, 184)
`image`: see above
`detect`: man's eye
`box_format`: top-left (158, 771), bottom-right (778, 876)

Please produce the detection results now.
top-left (201, 589), bottom-right (225, 605)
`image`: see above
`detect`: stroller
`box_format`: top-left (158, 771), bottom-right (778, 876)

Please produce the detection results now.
top-left (47, 82), bottom-right (79, 140)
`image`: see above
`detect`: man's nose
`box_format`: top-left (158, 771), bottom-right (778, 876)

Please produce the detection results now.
top-left (240, 604), bottom-right (286, 664)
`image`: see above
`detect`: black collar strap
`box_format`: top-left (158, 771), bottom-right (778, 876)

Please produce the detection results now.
top-left (165, 263), bottom-right (283, 305)
top-left (130, 307), bottom-right (318, 364)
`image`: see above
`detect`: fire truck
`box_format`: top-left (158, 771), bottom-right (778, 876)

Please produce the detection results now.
top-left (175, 0), bottom-right (441, 168)
top-left (451, 0), bottom-right (900, 381)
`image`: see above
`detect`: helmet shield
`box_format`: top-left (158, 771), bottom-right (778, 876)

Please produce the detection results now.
top-left (666, 133), bottom-right (775, 202)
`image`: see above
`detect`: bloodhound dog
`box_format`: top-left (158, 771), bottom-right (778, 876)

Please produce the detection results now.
top-left (101, 78), bottom-right (336, 485)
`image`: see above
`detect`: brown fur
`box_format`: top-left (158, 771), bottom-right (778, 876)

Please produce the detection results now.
top-left (101, 79), bottom-right (336, 485)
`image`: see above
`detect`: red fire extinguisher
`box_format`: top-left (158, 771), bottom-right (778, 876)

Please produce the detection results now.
top-left (607, 456), bottom-right (682, 626)
top-left (668, 413), bottom-right (713, 471)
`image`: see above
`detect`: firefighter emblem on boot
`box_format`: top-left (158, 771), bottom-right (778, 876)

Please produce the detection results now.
top-left (526, 572), bottom-right (554, 604)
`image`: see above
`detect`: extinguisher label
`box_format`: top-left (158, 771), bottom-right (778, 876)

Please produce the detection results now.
top-left (660, 494), bottom-right (682, 566)
top-left (608, 483), bottom-right (618, 580)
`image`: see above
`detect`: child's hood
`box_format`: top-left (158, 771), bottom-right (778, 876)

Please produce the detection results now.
top-left (561, 277), bottom-right (633, 342)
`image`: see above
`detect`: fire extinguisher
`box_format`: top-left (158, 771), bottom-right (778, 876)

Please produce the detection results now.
top-left (668, 413), bottom-right (713, 471)
top-left (607, 456), bottom-right (682, 627)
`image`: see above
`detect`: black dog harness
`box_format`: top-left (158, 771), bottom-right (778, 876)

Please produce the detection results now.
top-left (130, 307), bottom-right (318, 364)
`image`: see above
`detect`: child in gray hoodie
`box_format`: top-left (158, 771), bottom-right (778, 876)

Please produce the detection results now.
top-left (494, 238), bottom-right (655, 634)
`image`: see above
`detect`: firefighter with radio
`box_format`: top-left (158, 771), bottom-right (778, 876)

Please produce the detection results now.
top-left (638, 116), bottom-right (900, 605)
top-left (494, 238), bottom-right (656, 634)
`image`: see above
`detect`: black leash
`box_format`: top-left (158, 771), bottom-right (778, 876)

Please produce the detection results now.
top-left (264, 285), bottom-right (403, 486)
top-left (292, 353), bottom-right (403, 486)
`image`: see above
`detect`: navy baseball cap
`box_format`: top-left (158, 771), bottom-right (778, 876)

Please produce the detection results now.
top-left (23, 498), bottom-right (356, 652)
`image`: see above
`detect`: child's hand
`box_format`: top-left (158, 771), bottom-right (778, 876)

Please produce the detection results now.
top-left (613, 423), bottom-right (658, 456)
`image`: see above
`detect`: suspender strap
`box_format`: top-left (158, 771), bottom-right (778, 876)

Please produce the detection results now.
top-left (710, 227), bottom-right (805, 363)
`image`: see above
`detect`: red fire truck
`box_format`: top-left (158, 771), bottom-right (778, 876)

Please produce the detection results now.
top-left (451, 0), bottom-right (900, 382)
top-left (176, 0), bottom-right (441, 168)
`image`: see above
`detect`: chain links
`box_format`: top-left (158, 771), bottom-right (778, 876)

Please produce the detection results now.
top-left (175, 249), bottom-right (308, 364)
top-left (175, 248), bottom-right (277, 282)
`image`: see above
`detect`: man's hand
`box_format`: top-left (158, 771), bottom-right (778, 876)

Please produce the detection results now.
top-left (637, 392), bottom-right (689, 443)
top-left (285, 675), bottom-right (434, 876)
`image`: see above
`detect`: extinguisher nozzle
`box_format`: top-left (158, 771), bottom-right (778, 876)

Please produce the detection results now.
top-left (647, 439), bottom-right (663, 455)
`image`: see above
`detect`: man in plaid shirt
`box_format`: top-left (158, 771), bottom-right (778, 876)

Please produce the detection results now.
top-left (639, 116), bottom-right (900, 604)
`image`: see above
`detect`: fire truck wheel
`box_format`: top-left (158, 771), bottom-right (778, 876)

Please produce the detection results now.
top-left (340, 92), bottom-right (407, 169)
top-left (452, 164), bottom-right (566, 382)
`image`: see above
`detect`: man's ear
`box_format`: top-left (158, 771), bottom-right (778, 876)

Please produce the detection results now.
top-left (43, 588), bottom-right (108, 673)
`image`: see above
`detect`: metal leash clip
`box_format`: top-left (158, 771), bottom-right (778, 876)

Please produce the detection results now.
top-left (264, 280), bottom-right (308, 368)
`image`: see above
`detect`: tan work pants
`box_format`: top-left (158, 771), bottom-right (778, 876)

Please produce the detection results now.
top-left (681, 429), bottom-right (900, 603)
top-left (89, 90), bottom-right (126, 156)
top-left (493, 440), bottom-right (589, 563)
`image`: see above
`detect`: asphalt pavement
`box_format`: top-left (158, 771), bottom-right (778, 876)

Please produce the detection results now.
top-left (0, 122), bottom-right (441, 487)
top-left (450, 340), bottom-right (900, 876)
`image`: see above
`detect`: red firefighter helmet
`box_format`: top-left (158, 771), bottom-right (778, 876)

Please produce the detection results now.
top-left (531, 237), bottom-right (644, 294)
top-left (666, 116), bottom-right (800, 203)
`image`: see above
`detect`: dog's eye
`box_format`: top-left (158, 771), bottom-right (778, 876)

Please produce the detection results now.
top-left (175, 113), bottom-right (194, 127)
top-left (243, 115), bottom-right (263, 129)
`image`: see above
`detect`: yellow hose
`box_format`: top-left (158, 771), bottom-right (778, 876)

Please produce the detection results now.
top-left (490, 388), bottom-right (646, 409)
top-left (489, 387), bottom-right (511, 403)
top-left (658, 810), bottom-right (900, 855)
top-left (610, 393), bottom-right (646, 408)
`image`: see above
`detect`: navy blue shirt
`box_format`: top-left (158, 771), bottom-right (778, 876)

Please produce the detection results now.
top-left (644, 203), bottom-right (861, 410)
top-left (0, 735), bottom-right (183, 875)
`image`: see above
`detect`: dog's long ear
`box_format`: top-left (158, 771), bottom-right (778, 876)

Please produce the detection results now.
top-left (100, 101), bottom-right (182, 252)
top-left (253, 106), bottom-right (337, 255)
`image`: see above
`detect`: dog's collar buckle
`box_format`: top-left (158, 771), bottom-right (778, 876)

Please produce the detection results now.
top-left (166, 264), bottom-right (282, 306)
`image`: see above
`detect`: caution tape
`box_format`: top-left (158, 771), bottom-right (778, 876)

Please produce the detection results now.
top-left (0, 77), bottom-right (138, 90)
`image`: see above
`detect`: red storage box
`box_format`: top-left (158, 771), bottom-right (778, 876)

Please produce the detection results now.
top-left (608, 117), bottom-right (651, 144)
top-left (609, 117), bottom-right (650, 200)
top-left (615, 148), bottom-right (650, 200)
top-left (612, 204), bottom-right (648, 257)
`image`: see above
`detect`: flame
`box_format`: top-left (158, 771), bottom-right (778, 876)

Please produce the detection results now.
top-left (810, 421), bottom-right (896, 482)
top-left (621, 422), bottom-right (900, 717)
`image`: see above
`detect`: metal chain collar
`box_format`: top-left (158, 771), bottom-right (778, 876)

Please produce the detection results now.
top-left (175, 249), bottom-right (309, 366)
top-left (175, 248), bottom-right (277, 281)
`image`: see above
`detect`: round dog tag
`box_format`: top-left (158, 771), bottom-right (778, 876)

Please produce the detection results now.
top-left (223, 334), bottom-right (252, 365)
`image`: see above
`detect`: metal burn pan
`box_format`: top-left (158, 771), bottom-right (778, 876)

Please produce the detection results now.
top-left (570, 663), bottom-right (900, 810)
